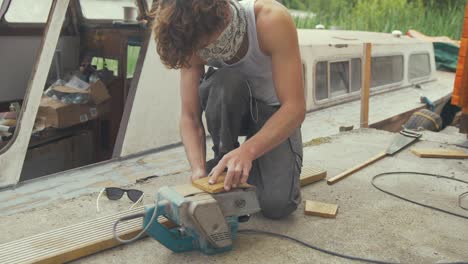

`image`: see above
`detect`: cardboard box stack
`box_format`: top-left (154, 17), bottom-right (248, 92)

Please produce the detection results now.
top-left (37, 79), bottom-right (111, 129)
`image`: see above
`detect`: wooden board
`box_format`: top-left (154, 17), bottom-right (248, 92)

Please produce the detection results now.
top-left (360, 43), bottom-right (372, 128)
top-left (192, 174), bottom-right (253, 194)
top-left (304, 200), bottom-right (338, 218)
top-left (1, 166), bottom-right (327, 263)
top-left (411, 148), bottom-right (468, 159)
top-left (300, 167), bottom-right (327, 187)
top-left (0, 207), bottom-right (145, 264)
top-left (327, 152), bottom-right (387, 185)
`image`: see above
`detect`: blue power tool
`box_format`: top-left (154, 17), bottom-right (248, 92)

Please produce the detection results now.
top-left (114, 184), bottom-right (260, 255)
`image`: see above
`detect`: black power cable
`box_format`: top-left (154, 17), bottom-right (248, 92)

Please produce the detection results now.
top-left (239, 171), bottom-right (468, 264)
top-left (371, 171), bottom-right (468, 219)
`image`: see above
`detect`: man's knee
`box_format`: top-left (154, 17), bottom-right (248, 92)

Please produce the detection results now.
top-left (259, 194), bottom-right (299, 220)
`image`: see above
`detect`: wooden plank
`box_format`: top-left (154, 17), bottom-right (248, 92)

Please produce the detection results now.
top-left (360, 43), bottom-right (372, 128)
top-left (304, 200), bottom-right (338, 218)
top-left (0, 207), bottom-right (145, 264)
top-left (300, 167), bottom-right (327, 187)
top-left (192, 174), bottom-right (252, 194)
top-left (0, 166), bottom-right (327, 263)
top-left (327, 152), bottom-right (387, 185)
top-left (411, 148), bottom-right (468, 159)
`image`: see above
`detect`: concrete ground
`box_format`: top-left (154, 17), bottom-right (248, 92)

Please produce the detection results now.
top-left (1, 128), bottom-right (467, 264)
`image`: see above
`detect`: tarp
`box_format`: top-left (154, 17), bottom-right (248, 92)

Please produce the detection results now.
top-left (433, 42), bottom-right (459, 72)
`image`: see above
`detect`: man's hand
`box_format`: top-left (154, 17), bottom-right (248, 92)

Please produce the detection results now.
top-left (209, 146), bottom-right (254, 191)
top-left (190, 168), bottom-right (206, 182)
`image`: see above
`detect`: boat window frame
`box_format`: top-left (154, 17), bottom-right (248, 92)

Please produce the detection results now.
top-left (2, 0), bottom-right (53, 25)
top-left (408, 52), bottom-right (432, 83)
top-left (302, 61), bottom-right (307, 100)
top-left (369, 53), bottom-right (405, 90)
top-left (313, 56), bottom-right (363, 104)
top-left (77, 0), bottom-right (148, 25)
top-left (0, 0), bottom-right (11, 21)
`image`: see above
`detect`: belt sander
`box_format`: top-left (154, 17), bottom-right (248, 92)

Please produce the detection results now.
top-left (114, 184), bottom-right (260, 255)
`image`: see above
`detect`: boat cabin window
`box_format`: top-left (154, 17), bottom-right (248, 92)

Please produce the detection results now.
top-left (91, 57), bottom-right (119, 76)
top-left (330, 61), bottom-right (349, 97)
top-left (315, 58), bottom-right (362, 101)
top-left (371, 55), bottom-right (404, 88)
top-left (409, 53), bottom-right (431, 80)
top-left (315, 61), bottom-right (328, 100)
top-left (4, 0), bottom-right (53, 23)
top-left (80, 0), bottom-right (138, 20)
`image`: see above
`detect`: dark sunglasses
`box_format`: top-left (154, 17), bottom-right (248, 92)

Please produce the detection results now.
top-left (105, 187), bottom-right (143, 203)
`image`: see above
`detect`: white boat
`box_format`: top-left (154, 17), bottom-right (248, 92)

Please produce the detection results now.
top-left (0, 0), bottom-right (454, 188)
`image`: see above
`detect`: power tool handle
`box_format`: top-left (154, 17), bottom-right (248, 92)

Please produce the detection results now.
top-left (117, 212), bottom-right (146, 222)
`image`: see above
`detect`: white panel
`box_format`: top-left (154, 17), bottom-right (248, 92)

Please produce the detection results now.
top-left (0, 36), bottom-right (79, 103)
top-left (0, 0), bottom-right (70, 188)
top-left (118, 32), bottom-right (181, 156)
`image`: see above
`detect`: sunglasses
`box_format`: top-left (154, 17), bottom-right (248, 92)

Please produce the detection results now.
top-left (96, 187), bottom-right (144, 212)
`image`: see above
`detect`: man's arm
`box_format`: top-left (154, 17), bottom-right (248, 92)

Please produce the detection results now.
top-left (180, 62), bottom-right (207, 181)
top-left (209, 4), bottom-right (305, 190)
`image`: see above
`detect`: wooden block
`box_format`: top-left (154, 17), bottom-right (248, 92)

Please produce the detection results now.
top-left (157, 215), bottom-right (178, 229)
top-left (411, 148), bottom-right (468, 159)
top-left (304, 200), bottom-right (338, 218)
top-left (192, 174), bottom-right (252, 194)
top-left (300, 167), bottom-right (327, 187)
top-left (173, 184), bottom-right (205, 197)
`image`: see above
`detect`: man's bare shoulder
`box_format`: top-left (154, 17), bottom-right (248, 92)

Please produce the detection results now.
top-left (254, 0), bottom-right (291, 26)
top-left (254, 0), bottom-right (297, 54)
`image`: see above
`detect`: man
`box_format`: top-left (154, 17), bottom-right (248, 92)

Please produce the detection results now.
top-left (152, 0), bottom-right (305, 219)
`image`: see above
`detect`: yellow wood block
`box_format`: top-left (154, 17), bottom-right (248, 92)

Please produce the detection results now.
top-left (300, 167), bottom-right (327, 187)
top-left (411, 148), bottom-right (468, 159)
top-left (304, 200), bottom-right (338, 218)
top-left (192, 174), bottom-right (252, 194)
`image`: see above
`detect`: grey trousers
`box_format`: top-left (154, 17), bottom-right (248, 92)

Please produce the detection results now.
top-left (199, 67), bottom-right (303, 219)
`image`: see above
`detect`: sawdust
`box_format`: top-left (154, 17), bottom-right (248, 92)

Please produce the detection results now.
top-left (303, 137), bottom-right (332, 147)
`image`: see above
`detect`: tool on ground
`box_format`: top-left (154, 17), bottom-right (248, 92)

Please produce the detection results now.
top-left (327, 128), bottom-right (422, 185)
top-left (113, 184), bottom-right (260, 255)
top-left (96, 187), bottom-right (144, 212)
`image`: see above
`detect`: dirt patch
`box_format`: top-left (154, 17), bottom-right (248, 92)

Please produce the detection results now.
top-left (303, 137), bottom-right (332, 147)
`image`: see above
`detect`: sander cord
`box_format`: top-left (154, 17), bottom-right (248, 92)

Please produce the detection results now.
top-left (239, 171), bottom-right (468, 264)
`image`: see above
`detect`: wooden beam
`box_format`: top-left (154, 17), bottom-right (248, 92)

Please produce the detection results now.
top-left (360, 43), bottom-right (372, 128)
top-left (327, 152), bottom-right (387, 185)
top-left (411, 148), bottom-right (468, 159)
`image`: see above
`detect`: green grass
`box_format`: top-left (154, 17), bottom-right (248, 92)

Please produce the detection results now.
top-left (286, 0), bottom-right (465, 40)
top-left (91, 45), bottom-right (141, 78)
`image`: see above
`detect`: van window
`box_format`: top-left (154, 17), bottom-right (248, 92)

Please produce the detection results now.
top-left (330, 61), bottom-right (349, 97)
top-left (315, 61), bottom-right (328, 100)
top-left (4, 0), bottom-right (53, 23)
top-left (80, 0), bottom-right (138, 20)
top-left (350, 58), bottom-right (361, 92)
top-left (302, 63), bottom-right (307, 99)
top-left (371, 55), bottom-right (403, 88)
top-left (409, 53), bottom-right (431, 80)
top-left (315, 58), bottom-right (362, 101)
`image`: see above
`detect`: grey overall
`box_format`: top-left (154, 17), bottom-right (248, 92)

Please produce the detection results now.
top-left (199, 67), bottom-right (303, 219)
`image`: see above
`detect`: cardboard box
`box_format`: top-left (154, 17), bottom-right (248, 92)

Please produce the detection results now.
top-left (38, 97), bottom-right (110, 128)
top-left (52, 80), bottom-right (110, 104)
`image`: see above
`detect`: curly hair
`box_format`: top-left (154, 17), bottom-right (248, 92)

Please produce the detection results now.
top-left (151, 0), bottom-right (230, 69)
